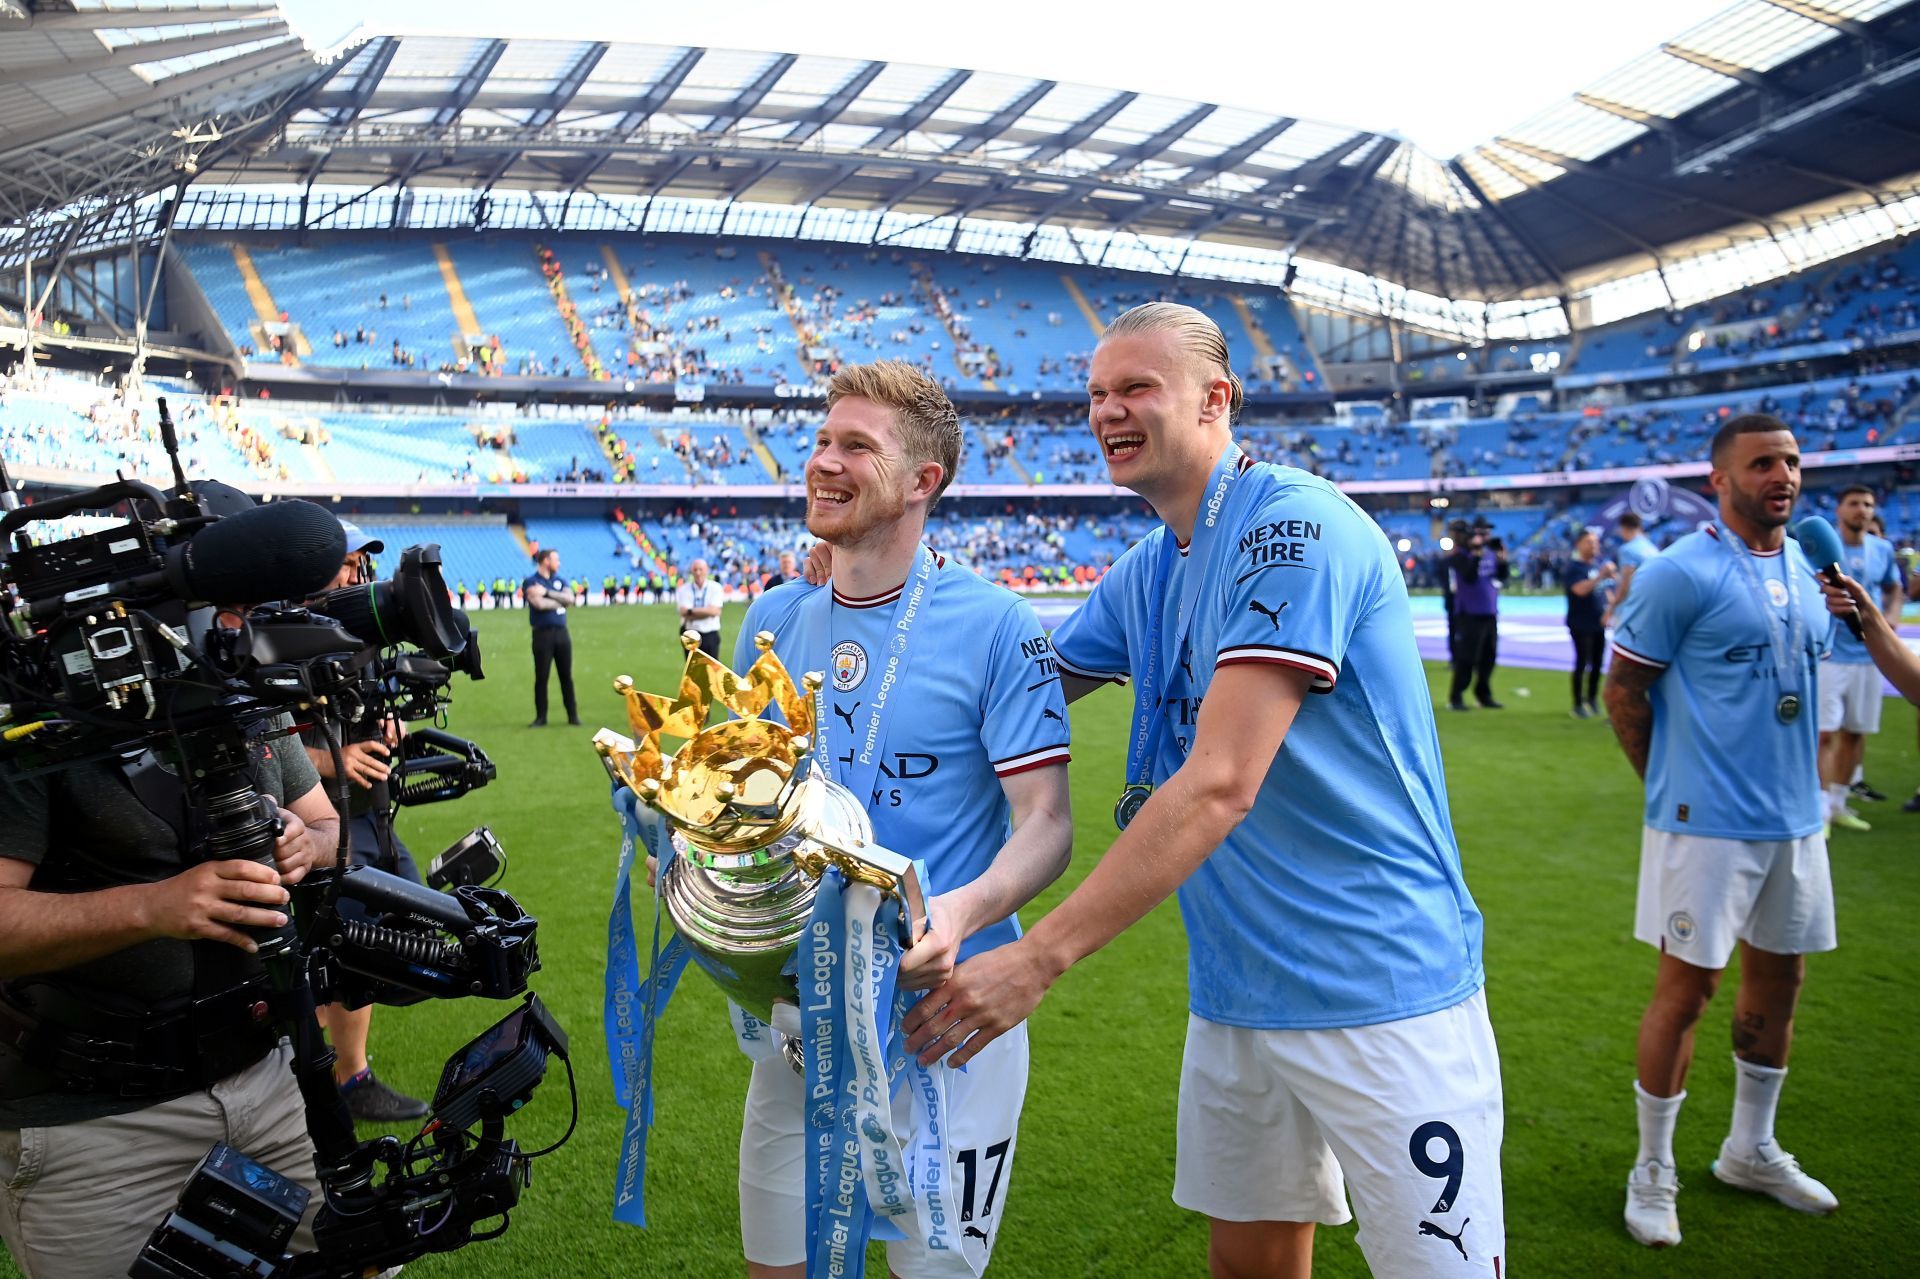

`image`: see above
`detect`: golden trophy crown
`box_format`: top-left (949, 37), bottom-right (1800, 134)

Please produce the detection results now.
top-left (593, 632), bottom-right (927, 972)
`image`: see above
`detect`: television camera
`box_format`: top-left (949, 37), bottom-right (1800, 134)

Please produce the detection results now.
top-left (0, 401), bottom-right (571, 1278)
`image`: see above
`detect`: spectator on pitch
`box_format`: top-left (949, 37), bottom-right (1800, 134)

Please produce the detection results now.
top-left (900, 304), bottom-right (1505, 1278)
top-left (1563, 528), bottom-right (1615, 718)
top-left (1815, 485), bottom-right (1903, 831)
top-left (1604, 511), bottom-right (1659, 628)
top-left (1605, 414), bottom-right (1839, 1249)
top-left (675, 558), bottom-right (724, 659)
top-left (523, 548), bottom-right (580, 728)
top-left (1446, 521), bottom-right (1508, 710)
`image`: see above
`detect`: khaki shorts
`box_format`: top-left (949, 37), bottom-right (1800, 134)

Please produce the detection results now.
top-left (0, 1043), bottom-right (319, 1279)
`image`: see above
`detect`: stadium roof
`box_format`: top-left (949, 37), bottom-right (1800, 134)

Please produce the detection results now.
top-left (4, 0), bottom-right (1919, 306)
top-left (0, 1), bottom-right (316, 236)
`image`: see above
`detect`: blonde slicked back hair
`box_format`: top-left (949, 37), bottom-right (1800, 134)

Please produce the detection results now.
top-left (826, 359), bottom-right (964, 507)
top-left (1101, 301), bottom-right (1245, 424)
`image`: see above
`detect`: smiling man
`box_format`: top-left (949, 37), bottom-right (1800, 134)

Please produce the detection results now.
top-left (1604, 415), bottom-right (1839, 1248)
top-left (732, 359), bottom-right (1073, 1278)
top-left (900, 303), bottom-right (1503, 1279)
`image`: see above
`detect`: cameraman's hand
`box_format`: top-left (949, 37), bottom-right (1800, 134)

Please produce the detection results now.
top-left (141, 861), bottom-right (289, 953)
top-left (273, 807), bottom-right (327, 885)
top-left (340, 739), bottom-right (391, 789)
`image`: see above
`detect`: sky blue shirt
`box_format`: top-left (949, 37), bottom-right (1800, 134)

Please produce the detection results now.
top-left (1052, 460), bottom-right (1485, 1031)
top-left (1825, 532), bottom-right (1901, 665)
top-left (1610, 526), bottom-right (1835, 841)
top-left (739, 558), bottom-right (1070, 961)
top-left (1618, 533), bottom-right (1659, 571)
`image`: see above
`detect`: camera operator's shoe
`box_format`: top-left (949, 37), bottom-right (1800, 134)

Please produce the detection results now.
top-left (1851, 780), bottom-right (1887, 803)
top-left (1711, 1138), bottom-right (1838, 1214)
top-left (1904, 790), bottom-right (1920, 813)
top-left (527, 718), bottom-right (548, 728)
top-left (340, 1068), bottom-right (429, 1122)
top-left (1447, 699), bottom-right (1471, 712)
top-left (567, 714), bottom-right (582, 726)
top-left (1476, 698), bottom-right (1505, 710)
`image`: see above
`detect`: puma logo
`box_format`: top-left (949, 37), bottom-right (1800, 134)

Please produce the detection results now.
top-left (1248, 598), bottom-right (1289, 630)
top-left (833, 701), bottom-right (859, 732)
top-left (1042, 708), bottom-right (1063, 723)
top-left (1419, 1218), bottom-right (1469, 1262)
top-left (963, 1226), bottom-right (990, 1243)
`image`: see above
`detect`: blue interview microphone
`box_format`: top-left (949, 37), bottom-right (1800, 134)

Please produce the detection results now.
top-left (1791, 515), bottom-right (1866, 641)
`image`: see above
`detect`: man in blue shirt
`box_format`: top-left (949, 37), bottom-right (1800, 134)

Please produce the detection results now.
top-left (1605, 511), bottom-right (1659, 631)
top-left (1815, 485), bottom-right (1904, 829)
top-left (734, 361), bottom-right (1073, 1278)
top-left (901, 304), bottom-right (1502, 1278)
top-left (1563, 528), bottom-right (1616, 718)
top-left (1604, 415), bottom-right (1840, 1249)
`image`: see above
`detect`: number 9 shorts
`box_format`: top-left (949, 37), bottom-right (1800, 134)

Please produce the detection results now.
top-left (1174, 990), bottom-right (1506, 1278)
top-left (739, 1020), bottom-right (1029, 1277)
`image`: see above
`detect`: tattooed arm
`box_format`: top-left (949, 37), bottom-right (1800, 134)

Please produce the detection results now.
top-left (1604, 656), bottom-right (1662, 780)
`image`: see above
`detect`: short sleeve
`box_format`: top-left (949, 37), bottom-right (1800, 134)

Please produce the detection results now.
top-left (265, 712), bottom-right (321, 804)
top-left (979, 598), bottom-right (1071, 778)
top-left (0, 765), bottom-right (51, 866)
top-left (1050, 555), bottom-right (1138, 685)
top-left (1213, 490), bottom-right (1371, 692)
top-left (1874, 540), bottom-right (1902, 592)
top-left (1609, 555), bottom-right (1697, 670)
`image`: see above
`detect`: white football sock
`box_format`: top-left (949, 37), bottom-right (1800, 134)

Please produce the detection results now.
top-left (1850, 763), bottom-right (1864, 786)
top-left (1826, 782), bottom-right (1849, 815)
top-left (1635, 1079), bottom-right (1685, 1167)
top-left (1728, 1056), bottom-right (1788, 1158)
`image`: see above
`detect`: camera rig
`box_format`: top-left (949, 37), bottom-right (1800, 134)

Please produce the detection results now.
top-left (0, 403), bottom-right (572, 1278)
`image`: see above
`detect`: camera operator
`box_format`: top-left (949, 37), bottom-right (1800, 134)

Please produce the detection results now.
top-left (1447, 519), bottom-right (1510, 711)
top-left (0, 483), bottom-right (340, 1279)
top-left (300, 522), bottom-right (430, 1123)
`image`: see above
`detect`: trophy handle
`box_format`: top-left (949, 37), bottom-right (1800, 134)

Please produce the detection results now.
top-left (807, 835), bottom-right (930, 948)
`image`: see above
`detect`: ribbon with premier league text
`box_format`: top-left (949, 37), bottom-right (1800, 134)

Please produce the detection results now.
top-left (605, 784), bottom-right (691, 1227)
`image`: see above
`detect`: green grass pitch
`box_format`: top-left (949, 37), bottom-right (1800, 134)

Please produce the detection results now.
top-left (11, 601), bottom-right (1915, 1277)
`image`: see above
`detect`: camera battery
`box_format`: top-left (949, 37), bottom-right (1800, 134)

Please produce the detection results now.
top-left (177, 1143), bottom-right (311, 1252)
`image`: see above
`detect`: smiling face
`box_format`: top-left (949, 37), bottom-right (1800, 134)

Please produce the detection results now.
top-left (805, 396), bottom-right (939, 549)
top-left (1086, 329), bottom-right (1233, 504)
top-left (1711, 429), bottom-right (1801, 533)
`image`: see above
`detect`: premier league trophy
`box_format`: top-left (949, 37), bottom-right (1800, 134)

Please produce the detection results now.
top-left (593, 631), bottom-right (928, 1031)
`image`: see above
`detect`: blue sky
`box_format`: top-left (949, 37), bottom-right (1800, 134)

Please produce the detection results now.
top-left (275, 0), bottom-right (1735, 158)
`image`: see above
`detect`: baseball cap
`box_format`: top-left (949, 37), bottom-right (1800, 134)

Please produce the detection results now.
top-left (337, 520), bottom-right (385, 555)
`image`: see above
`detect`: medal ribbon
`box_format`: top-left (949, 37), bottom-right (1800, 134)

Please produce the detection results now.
top-left (1121, 445), bottom-right (1250, 808)
top-left (1717, 521), bottom-right (1807, 705)
top-left (605, 785), bottom-right (691, 1227)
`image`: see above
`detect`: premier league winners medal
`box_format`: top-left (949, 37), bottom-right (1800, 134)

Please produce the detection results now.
top-left (1777, 693), bottom-right (1801, 724)
top-left (1114, 783), bottom-right (1152, 831)
top-left (593, 631), bottom-right (929, 1034)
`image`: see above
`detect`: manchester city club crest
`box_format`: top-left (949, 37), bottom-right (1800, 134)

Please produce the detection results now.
top-left (1766, 577), bottom-right (1790, 608)
top-left (831, 640), bottom-right (868, 692)
top-left (1668, 911), bottom-right (1697, 944)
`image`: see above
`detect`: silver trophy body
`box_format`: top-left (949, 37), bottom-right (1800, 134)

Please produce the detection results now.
top-left (596, 631), bottom-right (926, 1029)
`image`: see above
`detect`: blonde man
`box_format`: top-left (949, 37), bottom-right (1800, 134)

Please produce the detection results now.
top-left (733, 360), bottom-right (1073, 1277)
top-left (899, 306), bottom-right (1504, 1278)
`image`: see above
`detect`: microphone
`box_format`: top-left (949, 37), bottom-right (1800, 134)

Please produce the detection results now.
top-left (165, 499), bottom-right (348, 604)
top-left (1792, 515), bottom-right (1865, 641)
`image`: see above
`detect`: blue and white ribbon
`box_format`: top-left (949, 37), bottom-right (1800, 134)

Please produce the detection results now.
top-left (605, 786), bottom-right (690, 1227)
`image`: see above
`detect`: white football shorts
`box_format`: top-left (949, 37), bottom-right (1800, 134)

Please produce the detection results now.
top-left (1818, 660), bottom-right (1885, 735)
top-left (1174, 990), bottom-right (1506, 1278)
top-left (739, 1022), bottom-right (1028, 1277)
top-left (1636, 825), bottom-right (1837, 969)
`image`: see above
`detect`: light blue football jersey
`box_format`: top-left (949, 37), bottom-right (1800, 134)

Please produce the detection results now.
top-left (1618, 533), bottom-right (1659, 571)
top-left (1610, 526), bottom-right (1835, 840)
top-left (738, 557), bottom-right (1070, 960)
top-left (1825, 532), bottom-right (1901, 665)
top-left (1053, 459), bottom-right (1485, 1031)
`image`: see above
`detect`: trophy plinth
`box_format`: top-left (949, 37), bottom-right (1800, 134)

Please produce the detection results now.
top-left (596, 631), bottom-right (926, 1022)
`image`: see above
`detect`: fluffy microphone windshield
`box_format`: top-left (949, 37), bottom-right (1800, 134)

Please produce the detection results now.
top-left (168, 500), bottom-right (348, 604)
